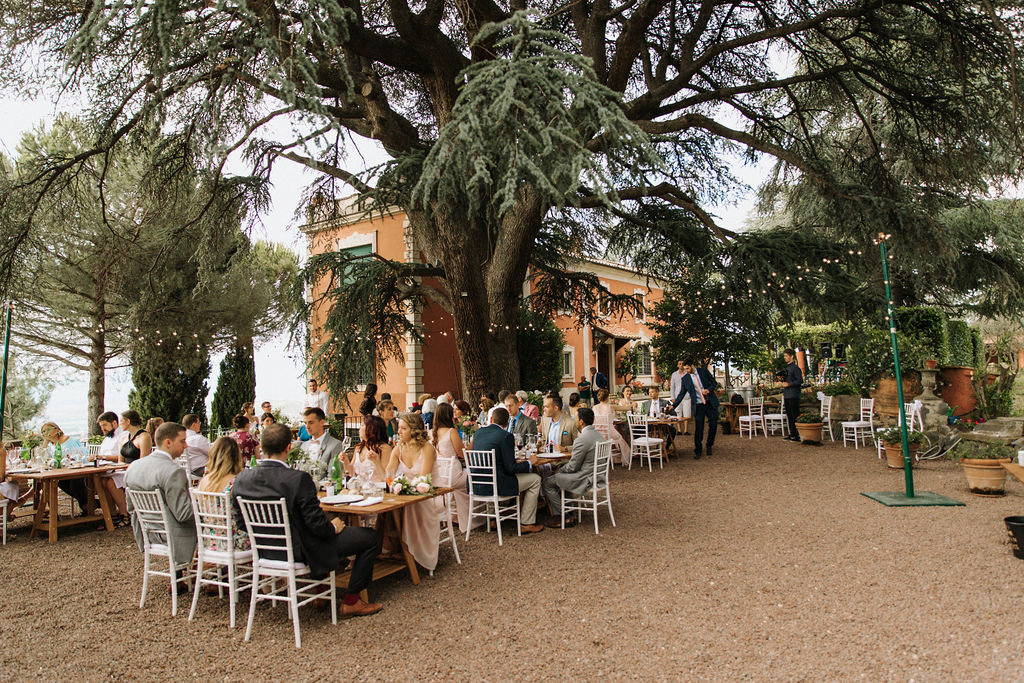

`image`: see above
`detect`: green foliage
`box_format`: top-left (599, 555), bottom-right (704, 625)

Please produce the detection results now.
top-left (210, 341), bottom-right (256, 430)
top-left (822, 382), bottom-right (859, 397)
top-left (783, 322), bottom-right (843, 351)
top-left (946, 320), bottom-right (974, 367)
top-left (876, 426), bottom-right (925, 445)
top-left (616, 346), bottom-right (644, 387)
top-left (971, 332), bottom-right (1020, 420)
top-left (1, 357), bottom-right (54, 441)
top-left (525, 391), bottom-right (545, 408)
top-left (795, 412), bottom-right (822, 424)
top-left (949, 441), bottom-right (1014, 461)
top-left (844, 328), bottom-right (926, 397)
top-left (894, 307), bottom-right (949, 364)
top-left (971, 327), bottom-right (986, 369)
top-left (515, 306), bottom-right (564, 394)
top-left (128, 345), bottom-right (210, 424)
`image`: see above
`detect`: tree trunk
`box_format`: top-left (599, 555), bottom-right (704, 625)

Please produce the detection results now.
top-left (87, 324), bottom-right (105, 436)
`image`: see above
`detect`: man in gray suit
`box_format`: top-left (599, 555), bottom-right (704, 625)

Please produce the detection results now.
top-left (504, 393), bottom-right (538, 439)
top-left (125, 421), bottom-right (197, 568)
top-left (543, 408), bottom-right (603, 528)
top-left (301, 407), bottom-right (345, 471)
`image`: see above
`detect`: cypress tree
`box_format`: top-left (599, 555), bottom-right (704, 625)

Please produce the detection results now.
top-left (128, 344), bottom-right (210, 424)
top-left (211, 338), bottom-right (256, 430)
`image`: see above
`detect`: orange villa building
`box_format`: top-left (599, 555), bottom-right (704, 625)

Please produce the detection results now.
top-left (303, 197), bottom-right (667, 412)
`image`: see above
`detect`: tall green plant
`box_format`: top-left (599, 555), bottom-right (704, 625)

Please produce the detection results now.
top-left (128, 345), bottom-right (210, 423)
top-left (947, 320), bottom-right (973, 366)
top-left (515, 305), bottom-right (564, 394)
top-left (210, 340), bottom-right (256, 429)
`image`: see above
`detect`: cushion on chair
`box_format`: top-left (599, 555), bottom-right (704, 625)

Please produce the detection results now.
top-left (840, 420), bottom-right (871, 427)
top-left (632, 437), bottom-right (664, 446)
top-left (202, 549), bottom-right (254, 564)
top-left (257, 559), bottom-right (311, 573)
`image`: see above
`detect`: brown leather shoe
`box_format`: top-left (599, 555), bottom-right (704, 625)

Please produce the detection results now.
top-left (545, 516), bottom-right (576, 529)
top-left (520, 523), bottom-right (544, 534)
top-left (340, 599), bottom-right (383, 618)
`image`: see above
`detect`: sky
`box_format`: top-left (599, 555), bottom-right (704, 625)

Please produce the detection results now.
top-left (0, 91), bottom-right (764, 437)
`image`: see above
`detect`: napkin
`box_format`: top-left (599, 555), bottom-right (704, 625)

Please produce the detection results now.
top-left (350, 496), bottom-right (383, 507)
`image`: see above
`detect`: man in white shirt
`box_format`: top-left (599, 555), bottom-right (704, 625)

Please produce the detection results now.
top-left (305, 379), bottom-right (329, 413)
top-left (301, 407), bottom-right (344, 471)
top-left (96, 411), bottom-right (123, 458)
top-left (182, 414), bottom-right (211, 476)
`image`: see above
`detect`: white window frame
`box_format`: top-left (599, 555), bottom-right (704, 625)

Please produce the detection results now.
top-left (633, 289), bottom-right (647, 323)
top-left (561, 346), bottom-right (575, 381)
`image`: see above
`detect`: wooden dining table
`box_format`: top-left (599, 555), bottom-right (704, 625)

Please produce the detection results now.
top-left (320, 486), bottom-right (455, 588)
top-left (647, 416), bottom-right (687, 457)
top-left (6, 462), bottom-right (128, 543)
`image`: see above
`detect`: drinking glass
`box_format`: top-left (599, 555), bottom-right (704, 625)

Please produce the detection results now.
top-left (514, 433), bottom-right (523, 449)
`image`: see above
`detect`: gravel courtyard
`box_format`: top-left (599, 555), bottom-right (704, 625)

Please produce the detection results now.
top-left (2, 434), bottom-right (1023, 681)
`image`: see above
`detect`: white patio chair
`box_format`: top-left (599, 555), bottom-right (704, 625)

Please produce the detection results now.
top-left (433, 456), bottom-right (462, 574)
top-left (819, 395), bottom-right (835, 441)
top-left (188, 489), bottom-right (254, 628)
top-left (593, 414), bottom-right (626, 467)
top-left (841, 398), bottom-right (875, 448)
top-left (1, 498), bottom-right (7, 545)
top-left (763, 400), bottom-right (789, 437)
top-left (738, 397), bottom-right (767, 438)
top-left (902, 401), bottom-right (924, 432)
top-left (236, 497), bottom-right (336, 648)
top-left (561, 441), bottom-right (616, 534)
top-left (126, 488), bottom-right (194, 617)
top-left (464, 449), bottom-right (520, 546)
top-left (87, 444), bottom-right (102, 457)
top-left (627, 414), bottom-right (664, 472)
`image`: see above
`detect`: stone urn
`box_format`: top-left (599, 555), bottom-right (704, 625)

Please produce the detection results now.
top-left (870, 374), bottom-right (922, 420)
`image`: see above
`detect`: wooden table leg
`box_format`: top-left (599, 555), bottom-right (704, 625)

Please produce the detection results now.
top-left (30, 478), bottom-right (46, 539)
top-left (47, 480), bottom-right (59, 543)
top-left (93, 474), bottom-right (114, 531)
top-left (391, 509), bottom-right (420, 585)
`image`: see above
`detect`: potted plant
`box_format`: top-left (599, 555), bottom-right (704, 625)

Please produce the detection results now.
top-left (875, 425), bottom-right (925, 468)
top-left (794, 411), bottom-right (824, 443)
top-left (949, 442), bottom-right (1013, 495)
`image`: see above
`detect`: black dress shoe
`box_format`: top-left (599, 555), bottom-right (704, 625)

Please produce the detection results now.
top-left (706, 447), bottom-right (713, 457)
top-left (693, 449), bottom-right (702, 459)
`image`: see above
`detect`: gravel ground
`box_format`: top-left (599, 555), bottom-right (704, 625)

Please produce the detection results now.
top-left (2, 434), bottom-right (1024, 681)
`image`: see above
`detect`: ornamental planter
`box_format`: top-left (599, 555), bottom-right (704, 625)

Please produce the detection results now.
top-left (795, 422), bottom-right (823, 443)
top-left (882, 441), bottom-right (918, 469)
top-left (939, 366), bottom-right (976, 417)
top-left (870, 374), bottom-right (922, 420)
top-left (960, 458), bottom-right (1011, 495)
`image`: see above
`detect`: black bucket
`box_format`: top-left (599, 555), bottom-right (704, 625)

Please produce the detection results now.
top-left (1005, 516), bottom-right (1024, 559)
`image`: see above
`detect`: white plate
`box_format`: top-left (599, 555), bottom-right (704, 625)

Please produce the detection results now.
top-left (321, 493), bottom-right (364, 505)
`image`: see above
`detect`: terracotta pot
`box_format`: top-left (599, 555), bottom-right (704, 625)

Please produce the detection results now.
top-left (883, 441), bottom-right (918, 469)
top-left (795, 422), bottom-right (823, 443)
top-left (939, 366), bottom-right (976, 417)
top-left (960, 458), bottom-right (1010, 495)
top-left (870, 374), bottom-right (922, 419)
top-left (924, 359), bottom-right (938, 369)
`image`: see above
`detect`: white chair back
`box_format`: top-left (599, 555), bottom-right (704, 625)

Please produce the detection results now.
top-left (859, 398), bottom-right (874, 421)
top-left (127, 488), bottom-right (176, 554)
top-left (464, 449), bottom-right (499, 497)
top-left (901, 401), bottom-right (923, 432)
top-left (87, 444), bottom-right (102, 457)
top-left (435, 456), bottom-right (457, 488)
top-left (190, 489), bottom-right (235, 555)
top-left (820, 395), bottom-right (833, 419)
top-left (236, 498), bottom-right (296, 568)
top-left (747, 397), bottom-right (764, 416)
top-left (593, 440), bottom-right (612, 489)
top-left (594, 414), bottom-right (613, 440)
top-left (626, 413), bottom-right (650, 441)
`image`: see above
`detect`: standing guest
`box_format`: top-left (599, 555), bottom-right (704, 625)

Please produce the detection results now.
top-left (240, 403), bottom-right (258, 434)
top-left (231, 423), bottom-right (382, 618)
top-left (125, 422), bottom-right (197, 571)
top-left (670, 360), bottom-right (693, 435)
top-left (539, 394), bottom-right (579, 452)
top-left (259, 412), bottom-right (276, 431)
top-left (358, 383), bottom-right (378, 417)
top-left (377, 400), bottom-right (400, 441)
top-left (145, 417), bottom-right (164, 441)
top-left (119, 410), bottom-right (152, 463)
top-left (567, 392), bottom-right (582, 418)
top-left (592, 366), bottom-right (609, 392)
top-left (577, 376), bottom-right (592, 403)
top-left (198, 437), bottom-right (250, 551)
top-left (671, 361), bottom-right (720, 459)
top-left (617, 385), bottom-right (637, 412)
top-left (230, 415), bottom-right (261, 462)
top-left (305, 379), bottom-right (329, 414)
top-left (420, 393), bottom-right (437, 429)
top-left (469, 408), bottom-right (544, 534)
top-left (301, 407), bottom-right (344, 471)
top-left (260, 401), bottom-right (272, 417)
top-left (543, 408), bottom-right (603, 528)
top-left (591, 389), bottom-right (629, 464)
top-left (780, 348), bottom-right (804, 442)
top-left (517, 390), bottom-right (540, 420)
top-left (386, 412), bottom-right (441, 570)
top-left (182, 414), bottom-right (211, 477)
top-left (350, 415), bottom-right (391, 482)
top-left (432, 403), bottom-right (471, 531)
top-left (437, 393), bottom-right (450, 406)
top-left (504, 393), bottom-right (539, 439)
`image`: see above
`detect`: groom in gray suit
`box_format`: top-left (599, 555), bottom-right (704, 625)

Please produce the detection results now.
top-left (125, 422), bottom-right (197, 568)
top-left (301, 407), bottom-right (345, 471)
top-left (543, 408), bottom-right (603, 528)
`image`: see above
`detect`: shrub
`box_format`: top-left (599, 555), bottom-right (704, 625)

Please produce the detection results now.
top-left (795, 411), bottom-right (822, 423)
top-left (876, 425), bottom-right (926, 445)
top-left (946, 319), bottom-right (973, 366)
top-left (822, 381), bottom-right (859, 396)
top-left (949, 441), bottom-right (1014, 461)
top-left (894, 306), bottom-right (949, 364)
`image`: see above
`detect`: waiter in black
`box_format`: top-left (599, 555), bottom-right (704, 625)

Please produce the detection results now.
top-left (781, 349), bottom-right (803, 441)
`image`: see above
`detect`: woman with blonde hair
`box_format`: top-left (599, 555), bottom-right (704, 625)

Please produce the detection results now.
top-left (387, 412), bottom-right (441, 570)
top-left (198, 437), bottom-right (249, 550)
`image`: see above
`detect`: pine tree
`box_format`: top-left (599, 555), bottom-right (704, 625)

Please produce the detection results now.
top-left (128, 345), bottom-right (210, 424)
top-left (211, 339), bottom-right (256, 430)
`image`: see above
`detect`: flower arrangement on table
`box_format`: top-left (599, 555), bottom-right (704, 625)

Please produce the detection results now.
top-left (390, 473), bottom-right (432, 495)
top-left (21, 431), bottom-right (42, 450)
top-left (459, 419), bottom-right (479, 440)
top-left (287, 443), bottom-right (327, 481)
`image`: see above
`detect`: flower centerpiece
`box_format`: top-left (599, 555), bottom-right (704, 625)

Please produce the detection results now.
top-left (459, 418), bottom-right (479, 441)
top-left (287, 442), bottom-right (327, 481)
top-left (390, 473), bottom-right (432, 495)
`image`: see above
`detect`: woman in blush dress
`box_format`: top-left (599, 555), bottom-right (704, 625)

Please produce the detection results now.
top-left (386, 412), bottom-right (441, 571)
top-left (431, 403), bottom-right (472, 532)
top-left (198, 437), bottom-right (250, 551)
top-left (617, 385), bottom-right (637, 413)
top-left (349, 415), bottom-right (391, 483)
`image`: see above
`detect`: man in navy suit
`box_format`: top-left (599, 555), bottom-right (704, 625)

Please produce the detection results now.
top-left (468, 408), bottom-right (545, 534)
top-left (671, 360), bottom-right (720, 458)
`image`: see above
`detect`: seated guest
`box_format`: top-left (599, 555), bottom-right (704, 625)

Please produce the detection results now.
top-left (96, 411), bottom-right (129, 523)
top-left (504, 392), bottom-right (539, 440)
top-left (198, 437), bottom-right (249, 551)
top-left (470, 408), bottom-right (544, 534)
top-left (230, 415), bottom-right (261, 462)
top-left (539, 394), bottom-right (579, 452)
top-left (120, 410), bottom-right (152, 463)
top-left (377, 400), bottom-right (399, 441)
top-left (386, 413), bottom-right (442, 570)
top-left (232, 424), bottom-right (382, 617)
top-left (182, 414), bottom-right (211, 477)
top-left (591, 389), bottom-right (629, 465)
top-left (645, 386), bottom-right (672, 418)
top-left (0, 443), bottom-right (31, 521)
top-left (96, 411), bottom-right (123, 457)
top-left (617, 386), bottom-right (637, 413)
top-left (40, 422), bottom-right (90, 513)
top-left (432, 403), bottom-right (471, 531)
top-left (349, 415), bottom-right (391, 482)
top-left (452, 400), bottom-right (473, 438)
top-left (145, 417), bottom-right (164, 441)
top-left (567, 392), bottom-right (582, 418)
top-left (300, 407), bottom-right (344, 471)
top-left (517, 390), bottom-right (540, 420)
top-left (259, 412), bottom-right (275, 431)
top-left (543, 408), bottom-right (603, 528)
top-left (477, 397), bottom-right (495, 427)
top-left (125, 422), bottom-right (197, 570)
